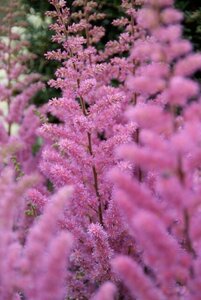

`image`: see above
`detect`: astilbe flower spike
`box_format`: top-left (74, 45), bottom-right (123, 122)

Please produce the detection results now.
top-left (0, 0), bottom-right (51, 250)
top-left (91, 281), bottom-right (117, 300)
top-left (110, 0), bottom-right (201, 299)
top-left (40, 0), bottom-right (141, 297)
top-left (0, 157), bottom-right (73, 299)
top-left (0, 165), bottom-right (39, 300)
top-left (21, 186), bottom-right (73, 300)
top-left (0, 0), bottom-right (45, 175)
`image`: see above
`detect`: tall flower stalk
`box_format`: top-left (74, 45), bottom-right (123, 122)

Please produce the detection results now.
top-left (111, 0), bottom-right (201, 298)
top-left (40, 0), bottom-right (137, 297)
top-left (0, 0), bottom-right (44, 174)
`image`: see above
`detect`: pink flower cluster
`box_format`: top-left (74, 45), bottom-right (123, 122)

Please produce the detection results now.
top-left (111, 0), bottom-right (201, 298)
top-left (0, 0), bottom-right (45, 176)
top-left (0, 0), bottom-right (201, 299)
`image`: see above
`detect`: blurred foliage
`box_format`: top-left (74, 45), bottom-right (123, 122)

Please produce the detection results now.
top-left (19, 0), bottom-right (60, 105)
top-left (18, 0), bottom-right (201, 106)
top-left (176, 0), bottom-right (201, 51)
top-left (176, 1), bottom-right (201, 83)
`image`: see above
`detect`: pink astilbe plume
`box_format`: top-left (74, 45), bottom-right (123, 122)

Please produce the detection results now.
top-left (0, 0), bottom-right (49, 245)
top-left (39, 0), bottom-right (141, 297)
top-left (0, 160), bottom-right (73, 299)
top-left (0, 0), bottom-right (45, 174)
top-left (110, 0), bottom-right (201, 299)
top-left (91, 281), bottom-right (117, 300)
top-left (21, 186), bottom-right (73, 300)
top-left (0, 165), bottom-right (39, 300)
top-left (112, 255), bottom-right (165, 300)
